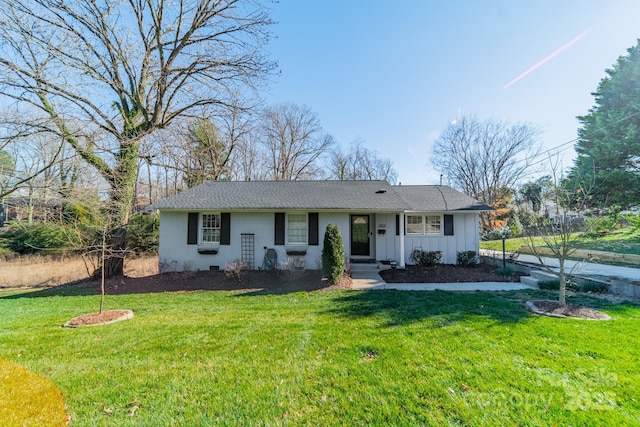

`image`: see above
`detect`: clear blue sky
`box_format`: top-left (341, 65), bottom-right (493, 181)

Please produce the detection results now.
top-left (263, 0), bottom-right (640, 185)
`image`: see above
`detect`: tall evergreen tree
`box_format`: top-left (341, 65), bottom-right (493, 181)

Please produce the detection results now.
top-left (569, 39), bottom-right (640, 209)
top-left (322, 224), bottom-right (345, 284)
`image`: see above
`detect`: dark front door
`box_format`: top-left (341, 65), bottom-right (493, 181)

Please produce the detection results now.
top-left (351, 215), bottom-right (370, 256)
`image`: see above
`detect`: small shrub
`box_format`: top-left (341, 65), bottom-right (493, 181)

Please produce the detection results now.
top-left (456, 251), bottom-right (479, 267)
top-left (482, 228), bottom-right (512, 241)
top-left (322, 224), bottom-right (345, 284)
top-left (579, 281), bottom-right (610, 293)
top-left (537, 279), bottom-right (580, 291)
top-left (537, 279), bottom-right (560, 290)
top-left (224, 260), bottom-right (248, 281)
top-left (409, 249), bottom-right (442, 268)
top-left (496, 266), bottom-right (514, 277)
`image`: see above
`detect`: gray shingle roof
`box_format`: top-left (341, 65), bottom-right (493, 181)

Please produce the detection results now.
top-left (148, 180), bottom-right (491, 212)
top-left (393, 185), bottom-right (492, 211)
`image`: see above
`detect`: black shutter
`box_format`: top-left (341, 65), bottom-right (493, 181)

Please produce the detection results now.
top-left (274, 212), bottom-right (285, 245)
top-left (444, 214), bottom-right (454, 236)
top-left (395, 215), bottom-right (400, 236)
top-left (308, 212), bottom-right (319, 245)
top-left (187, 212), bottom-right (198, 244)
top-left (220, 213), bottom-right (231, 245)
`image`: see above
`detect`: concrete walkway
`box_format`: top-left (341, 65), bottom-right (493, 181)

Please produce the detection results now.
top-left (511, 253), bottom-right (639, 282)
top-left (350, 252), bottom-right (639, 292)
top-left (350, 271), bottom-right (537, 292)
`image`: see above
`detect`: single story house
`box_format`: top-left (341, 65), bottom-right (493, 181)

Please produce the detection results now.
top-left (148, 180), bottom-right (491, 272)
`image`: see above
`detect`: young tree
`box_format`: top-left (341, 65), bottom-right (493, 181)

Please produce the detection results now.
top-left (569, 39), bottom-right (640, 210)
top-left (260, 103), bottom-right (334, 180)
top-left (0, 0), bottom-right (275, 276)
top-left (518, 164), bottom-right (599, 306)
top-left (431, 116), bottom-right (541, 231)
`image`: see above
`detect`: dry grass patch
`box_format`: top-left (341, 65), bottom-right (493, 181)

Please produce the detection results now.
top-left (0, 255), bottom-right (158, 288)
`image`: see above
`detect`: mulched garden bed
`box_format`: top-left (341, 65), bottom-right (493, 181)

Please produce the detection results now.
top-left (54, 269), bottom-right (350, 296)
top-left (526, 300), bottom-right (611, 320)
top-left (63, 310), bottom-right (134, 328)
top-left (379, 264), bottom-right (522, 283)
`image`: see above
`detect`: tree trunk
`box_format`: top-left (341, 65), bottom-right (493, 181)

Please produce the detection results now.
top-left (97, 140), bottom-right (140, 278)
top-left (92, 228), bottom-right (127, 279)
top-left (558, 260), bottom-right (566, 306)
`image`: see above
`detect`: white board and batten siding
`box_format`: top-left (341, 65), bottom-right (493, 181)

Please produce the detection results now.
top-left (403, 213), bottom-right (480, 264)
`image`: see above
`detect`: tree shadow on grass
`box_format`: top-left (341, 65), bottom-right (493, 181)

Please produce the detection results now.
top-left (322, 289), bottom-right (640, 327)
top-left (322, 289), bottom-right (534, 326)
top-left (0, 270), bottom-right (334, 299)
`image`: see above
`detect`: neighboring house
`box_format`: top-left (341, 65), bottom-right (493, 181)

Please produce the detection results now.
top-left (0, 197), bottom-right (64, 226)
top-left (148, 180), bottom-right (491, 272)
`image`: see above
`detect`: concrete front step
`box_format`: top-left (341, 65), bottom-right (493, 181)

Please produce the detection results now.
top-left (350, 264), bottom-right (381, 273)
top-left (520, 276), bottom-right (541, 288)
top-left (529, 270), bottom-right (558, 282)
top-left (520, 269), bottom-right (558, 288)
top-left (349, 261), bottom-right (392, 273)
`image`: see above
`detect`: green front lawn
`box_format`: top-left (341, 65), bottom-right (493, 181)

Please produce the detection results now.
top-left (480, 228), bottom-right (640, 256)
top-left (573, 229), bottom-right (640, 255)
top-left (1, 288), bottom-right (639, 425)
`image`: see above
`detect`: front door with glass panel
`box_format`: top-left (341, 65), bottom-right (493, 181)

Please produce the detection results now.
top-left (351, 215), bottom-right (370, 256)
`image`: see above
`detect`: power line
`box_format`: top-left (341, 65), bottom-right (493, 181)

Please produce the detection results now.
top-left (512, 109), bottom-right (640, 168)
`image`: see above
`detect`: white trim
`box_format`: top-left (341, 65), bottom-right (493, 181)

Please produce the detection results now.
top-left (201, 212), bottom-right (221, 244)
top-left (399, 212), bottom-right (405, 267)
top-left (405, 213), bottom-right (443, 236)
top-left (286, 212), bottom-right (308, 246)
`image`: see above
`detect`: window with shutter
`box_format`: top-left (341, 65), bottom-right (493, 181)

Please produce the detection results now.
top-left (444, 215), bottom-right (454, 236)
top-left (187, 212), bottom-right (198, 244)
top-left (308, 213), bottom-right (319, 245)
top-left (274, 213), bottom-right (285, 245)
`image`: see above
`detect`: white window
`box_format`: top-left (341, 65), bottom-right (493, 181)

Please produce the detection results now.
top-left (406, 215), bottom-right (423, 234)
top-left (287, 213), bottom-right (307, 244)
top-left (406, 214), bottom-right (442, 235)
top-left (202, 213), bottom-right (221, 243)
top-left (425, 215), bottom-right (441, 234)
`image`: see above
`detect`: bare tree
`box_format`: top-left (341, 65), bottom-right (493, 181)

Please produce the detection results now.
top-left (518, 161), bottom-right (599, 306)
top-left (330, 139), bottom-right (398, 183)
top-left (260, 103), bottom-right (334, 180)
top-left (0, 0), bottom-right (274, 276)
top-left (234, 131), bottom-right (268, 181)
top-left (0, 115), bottom-right (68, 199)
top-left (432, 116), bottom-right (540, 230)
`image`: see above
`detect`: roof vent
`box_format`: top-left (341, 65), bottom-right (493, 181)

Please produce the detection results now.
top-left (375, 189), bottom-right (387, 194)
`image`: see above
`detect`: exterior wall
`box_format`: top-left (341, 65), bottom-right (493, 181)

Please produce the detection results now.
top-left (375, 213), bottom-right (401, 261)
top-left (159, 210), bottom-right (480, 271)
top-left (403, 213), bottom-right (480, 264)
top-left (159, 210), bottom-right (350, 272)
